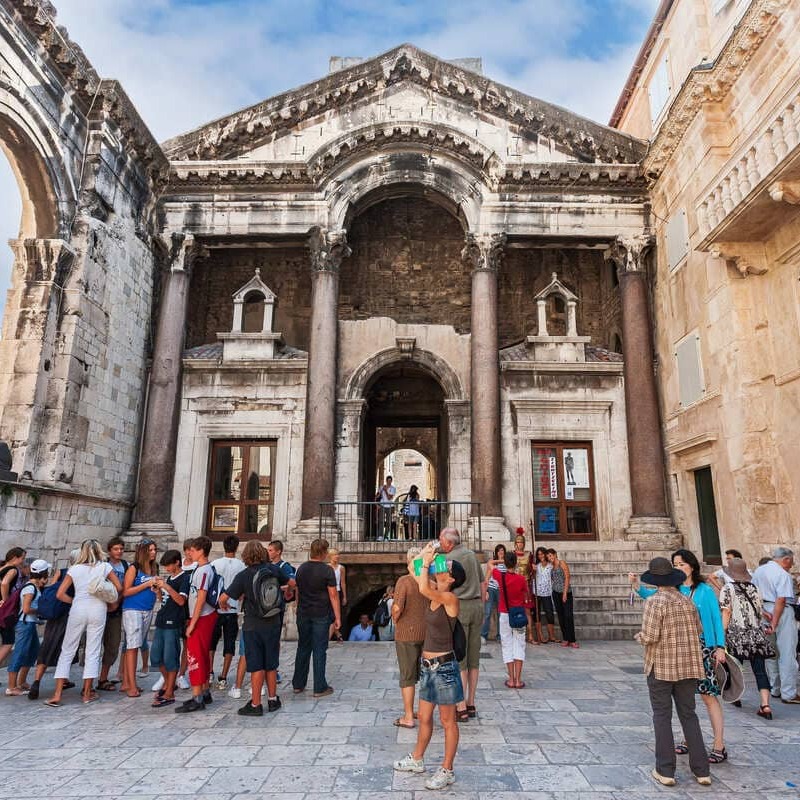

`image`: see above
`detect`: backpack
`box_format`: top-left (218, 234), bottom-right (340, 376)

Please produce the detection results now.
top-left (0, 581), bottom-right (32, 629)
top-left (447, 614), bottom-right (467, 663)
top-left (251, 567), bottom-right (282, 619)
top-left (374, 599), bottom-right (391, 627)
top-left (37, 569), bottom-right (71, 621)
top-left (204, 566), bottom-right (223, 609)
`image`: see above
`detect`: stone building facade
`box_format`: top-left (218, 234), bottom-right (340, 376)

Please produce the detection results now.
top-left (2, 0), bottom-right (795, 633)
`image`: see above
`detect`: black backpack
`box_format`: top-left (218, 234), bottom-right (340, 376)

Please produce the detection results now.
top-left (251, 567), bottom-right (282, 619)
top-left (374, 599), bottom-right (391, 627)
top-left (447, 614), bottom-right (467, 662)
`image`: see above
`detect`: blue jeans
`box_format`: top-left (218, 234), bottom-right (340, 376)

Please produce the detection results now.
top-left (9, 620), bottom-right (39, 673)
top-left (481, 587), bottom-right (499, 639)
top-left (150, 627), bottom-right (182, 673)
top-left (292, 614), bottom-right (333, 694)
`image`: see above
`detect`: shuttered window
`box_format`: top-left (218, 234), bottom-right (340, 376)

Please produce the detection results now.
top-left (675, 334), bottom-right (705, 407)
top-left (666, 209), bottom-right (689, 270)
top-left (648, 57), bottom-right (671, 125)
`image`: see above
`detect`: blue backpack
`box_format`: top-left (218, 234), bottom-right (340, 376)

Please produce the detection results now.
top-left (205, 566), bottom-right (223, 609)
top-left (37, 569), bottom-right (71, 620)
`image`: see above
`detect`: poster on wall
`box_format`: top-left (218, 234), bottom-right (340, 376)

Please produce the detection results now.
top-left (563, 448), bottom-right (590, 489)
top-left (532, 448), bottom-right (559, 500)
top-left (537, 507), bottom-right (558, 533)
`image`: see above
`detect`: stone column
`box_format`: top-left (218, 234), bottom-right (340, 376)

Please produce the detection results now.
top-left (131, 234), bottom-right (204, 536)
top-left (462, 233), bottom-right (508, 541)
top-left (297, 228), bottom-right (350, 534)
top-left (608, 236), bottom-right (675, 542)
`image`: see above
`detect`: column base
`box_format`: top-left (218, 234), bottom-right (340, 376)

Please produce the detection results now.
top-left (290, 516), bottom-right (341, 549)
top-left (124, 522), bottom-right (182, 553)
top-left (475, 516), bottom-right (510, 546)
top-left (624, 516), bottom-right (682, 551)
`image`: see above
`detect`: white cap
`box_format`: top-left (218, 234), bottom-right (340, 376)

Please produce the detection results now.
top-left (30, 559), bottom-right (51, 573)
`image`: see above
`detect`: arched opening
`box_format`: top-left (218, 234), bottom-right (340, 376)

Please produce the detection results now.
top-left (611, 333), bottom-right (623, 354)
top-left (241, 290), bottom-right (266, 333)
top-left (0, 150), bottom-right (21, 335)
top-left (547, 294), bottom-right (568, 336)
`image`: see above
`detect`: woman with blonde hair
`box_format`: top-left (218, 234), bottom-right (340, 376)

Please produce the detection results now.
top-left (45, 539), bottom-right (122, 706)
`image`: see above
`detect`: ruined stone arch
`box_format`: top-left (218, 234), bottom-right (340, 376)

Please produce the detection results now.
top-left (344, 346), bottom-right (465, 402)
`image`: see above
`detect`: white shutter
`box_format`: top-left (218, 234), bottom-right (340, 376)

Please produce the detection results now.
top-left (675, 334), bottom-right (704, 407)
top-left (666, 209), bottom-right (689, 270)
top-left (648, 57), bottom-right (671, 125)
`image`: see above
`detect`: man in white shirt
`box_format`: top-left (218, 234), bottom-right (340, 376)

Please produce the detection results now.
top-left (709, 549), bottom-right (750, 591)
top-left (378, 475), bottom-right (396, 540)
top-left (751, 546), bottom-right (798, 703)
top-left (210, 535), bottom-right (245, 690)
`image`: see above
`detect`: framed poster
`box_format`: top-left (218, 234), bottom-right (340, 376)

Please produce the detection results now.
top-left (211, 504), bottom-right (239, 532)
top-left (563, 448), bottom-right (590, 489)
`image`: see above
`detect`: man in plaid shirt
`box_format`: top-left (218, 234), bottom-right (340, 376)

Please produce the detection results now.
top-left (635, 557), bottom-right (711, 787)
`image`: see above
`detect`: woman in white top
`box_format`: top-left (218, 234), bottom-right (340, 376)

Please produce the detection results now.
top-left (328, 548), bottom-right (347, 642)
top-left (45, 539), bottom-right (122, 706)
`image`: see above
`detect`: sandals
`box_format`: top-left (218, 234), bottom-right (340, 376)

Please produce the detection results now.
top-left (82, 693), bottom-right (99, 705)
top-left (152, 696), bottom-right (175, 708)
top-left (125, 690), bottom-right (142, 698)
top-left (504, 680), bottom-right (516, 689)
top-left (393, 718), bottom-right (415, 729)
top-left (757, 704), bottom-right (773, 720)
top-left (97, 681), bottom-right (117, 692)
top-left (674, 742), bottom-right (689, 755)
top-left (466, 705), bottom-right (477, 718)
top-left (708, 748), bottom-right (728, 763)
top-left (456, 708), bottom-right (470, 721)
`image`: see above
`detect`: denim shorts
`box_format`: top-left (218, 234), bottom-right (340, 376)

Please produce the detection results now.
top-left (150, 627), bottom-right (182, 673)
top-left (418, 657), bottom-right (464, 706)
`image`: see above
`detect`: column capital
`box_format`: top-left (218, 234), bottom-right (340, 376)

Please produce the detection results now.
top-left (308, 226), bottom-right (351, 273)
top-left (605, 234), bottom-right (654, 275)
top-left (461, 232), bottom-right (506, 273)
top-left (157, 232), bottom-right (208, 275)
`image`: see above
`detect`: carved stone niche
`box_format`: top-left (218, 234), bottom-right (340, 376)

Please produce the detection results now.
top-left (525, 272), bottom-right (590, 363)
top-left (217, 269), bottom-right (283, 361)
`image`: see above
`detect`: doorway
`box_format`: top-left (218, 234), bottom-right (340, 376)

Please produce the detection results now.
top-left (693, 466), bottom-right (722, 564)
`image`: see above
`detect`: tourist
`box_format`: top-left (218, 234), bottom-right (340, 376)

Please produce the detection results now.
top-left (378, 475), bottom-right (397, 540)
top-left (221, 540), bottom-right (290, 717)
top-left (97, 537), bottom-right (128, 693)
top-left (494, 551), bottom-right (527, 688)
top-left (175, 536), bottom-right (218, 713)
top-left (291, 538), bottom-right (341, 698)
top-left (328, 547), bottom-right (346, 642)
top-left (438, 527), bottom-right (483, 722)
top-left (392, 546), bottom-right (426, 729)
top-left (751, 546), bottom-right (798, 704)
top-left (5, 559), bottom-right (50, 695)
top-left (511, 530), bottom-right (535, 643)
top-left (709, 549), bottom-right (748, 591)
top-left (481, 544), bottom-right (506, 643)
top-left (719, 557), bottom-right (776, 719)
top-left (393, 542), bottom-right (466, 790)
top-left (0, 547), bottom-right (26, 667)
top-left (175, 542), bottom-right (197, 691)
top-left (267, 539), bottom-right (296, 682)
top-left (209, 535), bottom-right (245, 690)
top-left (532, 546), bottom-right (557, 644)
top-left (547, 548), bottom-right (578, 648)
top-left (121, 540), bottom-right (159, 698)
top-left (634, 557), bottom-right (711, 788)
top-left (150, 550), bottom-right (189, 708)
top-left (348, 613), bottom-right (376, 641)
top-left (405, 484), bottom-right (421, 540)
top-left (45, 539), bottom-right (122, 706)
top-left (631, 548), bottom-right (728, 763)
top-left (375, 585), bottom-right (395, 641)
top-left (27, 553), bottom-right (76, 701)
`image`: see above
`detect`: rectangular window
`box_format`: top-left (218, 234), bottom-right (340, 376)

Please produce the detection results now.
top-left (531, 442), bottom-right (596, 539)
top-left (675, 332), bottom-right (705, 407)
top-left (666, 209), bottom-right (689, 270)
top-left (648, 56), bottom-right (671, 125)
top-left (207, 440), bottom-right (277, 540)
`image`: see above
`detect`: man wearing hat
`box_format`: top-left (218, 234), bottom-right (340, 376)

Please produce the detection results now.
top-left (635, 557), bottom-right (711, 787)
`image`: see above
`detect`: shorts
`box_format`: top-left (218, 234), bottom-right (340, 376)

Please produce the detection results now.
top-left (243, 624), bottom-right (281, 673)
top-left (395, 640), bottom-right (423, 687)
top-left (418, 657), bottom-right (464, 706)
top-left (211, 613), bottom-right (239, 656)
top-left (537, 595), bottom-right (555, 625)
top-left (151, 627), bottom-right (182, 673)
top-left (458, 598), bottom-right (483, 671)
top-left (186, 612), bottom-right (217, 687)
top-left (1, 623), bottom-right (15, 646)
top-left (102, 614), bottom-right (123, 668)
top-left (122, 609), bottom-right (154, 650)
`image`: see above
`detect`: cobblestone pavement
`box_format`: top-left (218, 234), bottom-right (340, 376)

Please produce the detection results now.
top-left (1, 640), bottom-right (799, 799)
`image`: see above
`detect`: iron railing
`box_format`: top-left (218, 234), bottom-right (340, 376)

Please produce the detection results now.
top-left (318, 501), bottom-right (482, 553)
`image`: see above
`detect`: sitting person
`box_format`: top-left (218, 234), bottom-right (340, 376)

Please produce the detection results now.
top-left (348, 613), bottom-right (376, 641)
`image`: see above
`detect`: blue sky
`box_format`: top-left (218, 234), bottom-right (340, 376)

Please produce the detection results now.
top-left (0, 0), bottom-right (658, 330)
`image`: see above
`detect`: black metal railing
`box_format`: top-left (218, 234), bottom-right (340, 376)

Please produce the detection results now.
top-left (318, 501), bottom-right (482, 552)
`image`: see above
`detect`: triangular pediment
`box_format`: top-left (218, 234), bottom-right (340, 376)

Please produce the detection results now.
top-left (162, 44), bottom-right (645, 165)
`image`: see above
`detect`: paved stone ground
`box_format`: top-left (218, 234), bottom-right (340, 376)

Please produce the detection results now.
top-left (1, 640), bottom-right (799, 799)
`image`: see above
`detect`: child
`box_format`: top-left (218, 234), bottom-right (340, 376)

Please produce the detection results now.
top-left (176, 537), bottom-right (217, 713)
top-left (174, 542), bottom-right (196, 691)
top-left (5, 559), bottom-right (50, 695)
top-left (150, 550), bottom-right (189, 708)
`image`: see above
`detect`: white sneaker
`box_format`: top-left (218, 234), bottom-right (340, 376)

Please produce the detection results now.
top-left (137, 671), bottom-right (149, 679)
top-left (393, 753), bottom-right (425, 773)
top-left (216, 678), bottom-right (228, 690)
top-left (176, 675), bottom-right (191, 690)
top-left (151, 675), bottom-right (165, 692)
top-left (425, 768), bottom-right (455, 790)
top-left (228, 686), bottom-right (242, 699)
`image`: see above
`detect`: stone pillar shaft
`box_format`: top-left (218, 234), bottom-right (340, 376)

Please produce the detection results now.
top-left (300, 229), bottom-right (350, 521)
top-left (614, 237), bottom-right (668, 518)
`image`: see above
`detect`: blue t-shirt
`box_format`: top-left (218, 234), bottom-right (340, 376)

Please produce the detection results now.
top-left (348, 624), bottom-right (375, 642)
top-left (637, 582), bottom-right (725, 648)
top-left (122, 568), bottom-right (157, 612)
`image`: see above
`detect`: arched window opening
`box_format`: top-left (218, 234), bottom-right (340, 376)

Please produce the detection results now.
top-left (547, 294), bottom-right (568, 336)
top-left (612, 334), bottom-right (623, 353)
top-left (242, 291), bottom-right (266, 333)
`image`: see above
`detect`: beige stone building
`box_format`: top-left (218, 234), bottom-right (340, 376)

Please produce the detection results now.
top-left (1, 0), bottom-right (796, 634)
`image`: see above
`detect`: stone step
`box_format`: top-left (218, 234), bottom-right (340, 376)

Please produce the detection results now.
top-left (574, 596), bottom-right (644, 611)
top-left (573, 583), bottom-right (638, 598)
top-left (573, 609), bottom-right (643, 626)
top-left (572, 624), bottom-right (640, 641)
top-left (557, 549), bottom-right (669, 562)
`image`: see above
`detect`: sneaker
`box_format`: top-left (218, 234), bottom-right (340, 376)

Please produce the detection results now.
top-left (228, 686), bottom-right (242, 699)
top-left (175, 698), bottom-right (205, 713)
top-left (137, 670), bottom-right (149, 679)
top-left (203, 690), bottom-right (213, 705)
top-left (151, 675), bottom-right (165, 692)
top-left (267, 697), bottom-right (281, 713)
top-left (651, 769), bottom-right (676, 787)
top-left (176, 675), bottom-right (191, 690)
top-left (238, 701), bottom-right (264, 716)
top-left (393, 753), bottom-right (425, 774)
top-left (312, 686), bottom-right (334, 698)
top-left (216, 678), bottom-right (228, 690)
top-left (27, 681), bottom-right (40, 701)
top-left (425, 767), bottom-right (455, 790)
top-left (694, 774), bottom-right (712, 786)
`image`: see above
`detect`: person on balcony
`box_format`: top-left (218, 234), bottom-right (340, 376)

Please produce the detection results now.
top-left (377, 476), bottom-right (397, 541)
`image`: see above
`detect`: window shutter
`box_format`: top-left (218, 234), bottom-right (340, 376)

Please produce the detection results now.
top-left (675, 334), bottom-right (704, 407)
top-left (648, 57), bottom-right (671, 125)
top-left (666, 209), bottom-right (689, 270)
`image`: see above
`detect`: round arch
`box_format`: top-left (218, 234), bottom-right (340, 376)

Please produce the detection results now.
top-left (344, 346), bottom-right (465, 402)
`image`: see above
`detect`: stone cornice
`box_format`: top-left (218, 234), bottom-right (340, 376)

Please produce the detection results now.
top-left (499, 164), bottom-right (647, 192)
top-left (162, 44), bottom-right (646, 165)
top-left (643, 0), bottom-right (788, 179)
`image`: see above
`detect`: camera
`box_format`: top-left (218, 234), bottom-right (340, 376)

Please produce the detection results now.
top-left (431, 541), bottom-right (440, 550)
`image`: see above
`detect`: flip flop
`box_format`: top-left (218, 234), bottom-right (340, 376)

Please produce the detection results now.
top-left (96, 681), bottom-right (117, 692)
top-left (43, 699), bottom-right (61, 707)
top-left (125, 690), bottom-right (142, 698)
top-left (504, 680), bottom-right (516, 689)
top-left (393, 718), bottom-right (415, 729)
top-left (82, 694), bottom-right (99, 705)
top-left (516, 682), bottom-right (526, 689)
top-left (152, 697), bottom-right (175, 708)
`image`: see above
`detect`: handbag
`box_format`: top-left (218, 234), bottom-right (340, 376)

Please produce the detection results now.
top-left (501, 572), bottom-right (528, 629)
top-left (87, 563), bottom-right (118, 604)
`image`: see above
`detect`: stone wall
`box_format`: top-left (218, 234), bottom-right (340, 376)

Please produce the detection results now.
top-left (186, 246), bottom-right (312, 350)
